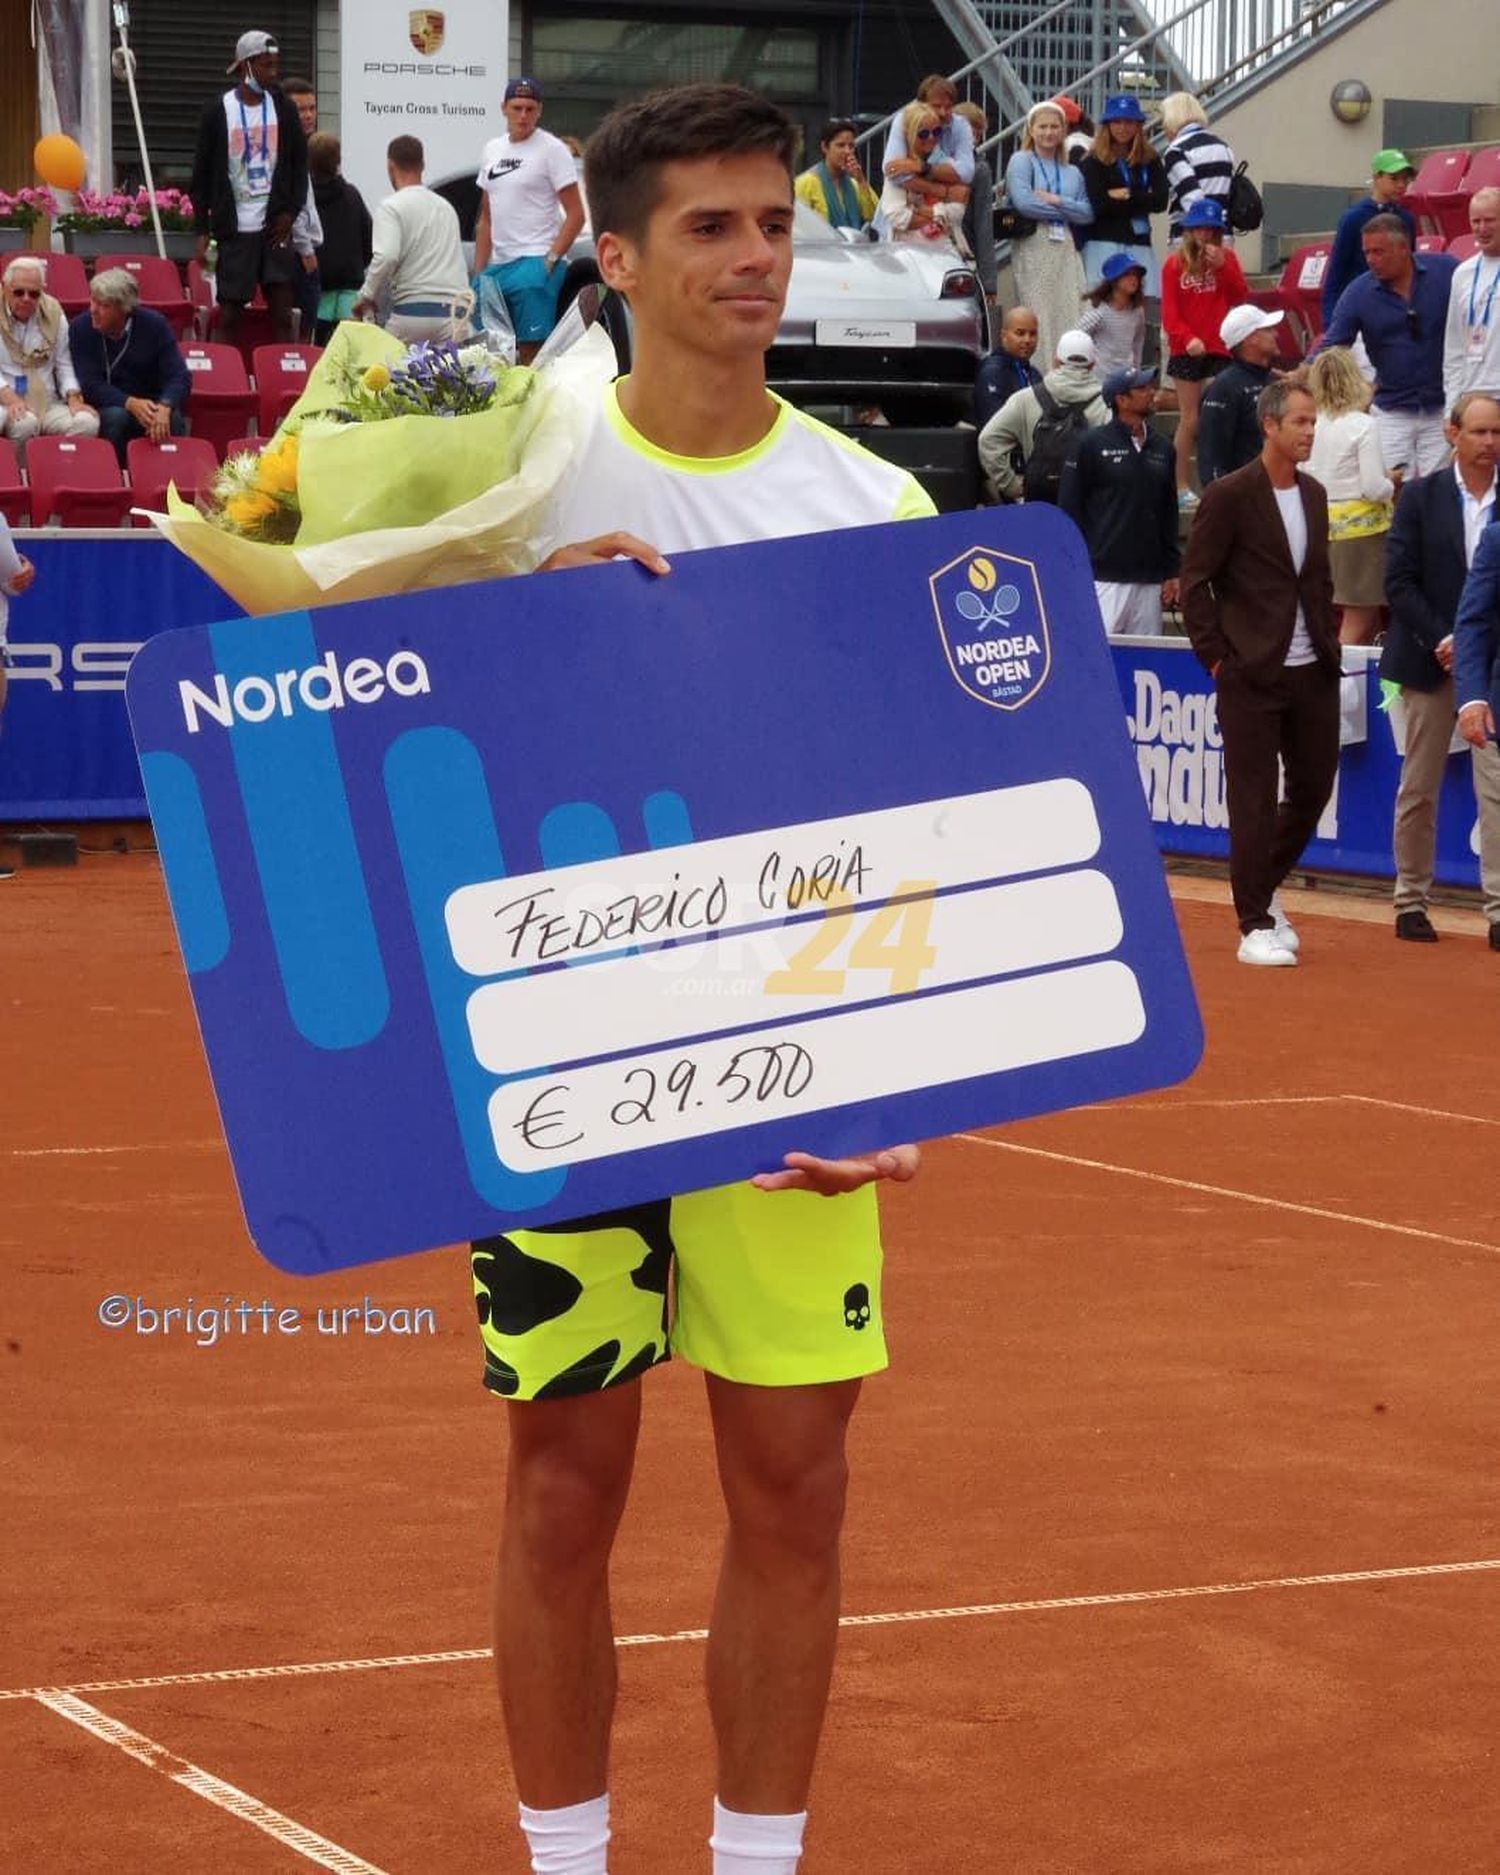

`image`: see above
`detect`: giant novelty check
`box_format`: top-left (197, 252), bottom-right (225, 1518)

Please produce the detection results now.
top-left (127, 507), bottom-right (1202, 1273)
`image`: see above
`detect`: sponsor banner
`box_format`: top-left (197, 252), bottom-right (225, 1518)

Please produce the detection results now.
top-left (339, 0), bottom-right (508, 211)
top-left (0, 535), bottom-right (245, 820)
top-left (1113, 639), bottom-right (1484, 890)
top-left (126, 507), bottom-right (1202, 1272)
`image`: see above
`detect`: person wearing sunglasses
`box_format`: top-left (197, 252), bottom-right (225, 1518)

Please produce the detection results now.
top-left (878, 102), bottom-right (968, 249)
top-left (1318, 212), bottom-right (1458, 482)
top-left (0, 257), bottom-right (99, 454)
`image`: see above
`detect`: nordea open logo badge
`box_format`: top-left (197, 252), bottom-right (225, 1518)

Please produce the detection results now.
top-left (929, 548), bottom-right (1051, 711)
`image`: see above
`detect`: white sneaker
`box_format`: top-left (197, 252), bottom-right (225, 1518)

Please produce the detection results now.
top-left (1269, 893), bottom-right (1300, 954)
top-left (1237, 926), bottom-right (1297, 967)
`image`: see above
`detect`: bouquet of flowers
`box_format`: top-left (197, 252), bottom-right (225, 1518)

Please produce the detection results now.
top-left (153, 314), bottom-right (617, 616)
top-left (56, 186), bottom-right (196, 233)
top-left (0, 187), bottom-right (59, 231)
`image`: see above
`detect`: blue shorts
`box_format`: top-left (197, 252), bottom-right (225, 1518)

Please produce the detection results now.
top-left (497, 256), bottom-right (566, 343)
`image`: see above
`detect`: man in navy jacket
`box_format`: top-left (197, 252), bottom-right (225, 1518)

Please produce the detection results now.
top-left (68, 270), bottom-right (190, 463)
top-left (1451, 402), bottom-right (1500, 951)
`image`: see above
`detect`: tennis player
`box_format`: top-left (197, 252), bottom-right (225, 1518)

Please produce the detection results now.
top-left (469, 83), bottom-right (931, 1875)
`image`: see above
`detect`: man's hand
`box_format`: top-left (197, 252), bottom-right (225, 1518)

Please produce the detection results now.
top-left (125, 395), bottom-right (169, 440)
top-left (66, 391), bottom-right (88, 415)
top-left (751, 1144), bottom-right (921, 1196)
top-left (536, 532), bottom-right (671, 576)
top-left (266, 212), bottom-right (293, 248)
top-left (351, 297), bottom-right (374, 321)
top-left (1458, 700), bottom-right (1494, 748)
top-left (301, 251), bottom-right (318, 274)
top-left (1435, 633), bottom-right (1455, 673)
top-left (5, 555), bottom-right (35, 597)
top-left (1161, 577), bottom-right (1180, 608)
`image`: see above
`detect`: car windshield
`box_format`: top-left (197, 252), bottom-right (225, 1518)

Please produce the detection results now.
top-left (793, 201), bottom-right (843, 246)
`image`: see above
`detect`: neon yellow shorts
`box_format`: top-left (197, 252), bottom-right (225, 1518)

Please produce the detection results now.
top-left (470, 1181), bottom-right (886, 1399)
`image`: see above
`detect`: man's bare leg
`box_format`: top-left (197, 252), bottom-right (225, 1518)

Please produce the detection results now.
top-left (704, 1375), bottom-right (862, 1812)
top-left (496, 1381), bottom-right (642, 1807)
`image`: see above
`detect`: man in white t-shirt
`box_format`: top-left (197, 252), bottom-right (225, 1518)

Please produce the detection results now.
top-left (1443, 187), bottom-right (1500, 408)
top-left (474, 77), bottom-right (585, 359)
top-left (471, 81), bottom-right (928, 1875)
top-left (1180, 379), bottom-right (1342, 966)
top-left (353, 135), bottom-right (473, 345)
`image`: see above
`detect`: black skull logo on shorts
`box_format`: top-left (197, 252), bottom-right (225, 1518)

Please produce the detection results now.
top-left (843, 1283), bottom-right (871, 1331)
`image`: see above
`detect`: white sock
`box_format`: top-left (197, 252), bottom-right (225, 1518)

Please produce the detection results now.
top-left (709, 1797), bottom-right (807, 1874)
top-left (517, 1794), bottom-right (610, 1875)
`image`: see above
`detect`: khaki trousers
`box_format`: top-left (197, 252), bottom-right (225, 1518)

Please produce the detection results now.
top-left (1393, 677), bottom-right (1500, 921)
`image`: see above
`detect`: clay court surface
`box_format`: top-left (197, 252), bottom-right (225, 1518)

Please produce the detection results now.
top-left (4, 855), bottom-right (1500, 1872)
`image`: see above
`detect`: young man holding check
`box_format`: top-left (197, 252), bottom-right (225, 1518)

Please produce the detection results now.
top-left (471, 84), bottom-right (929, 1875)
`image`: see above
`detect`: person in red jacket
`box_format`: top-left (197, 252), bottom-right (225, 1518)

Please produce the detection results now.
top-left (1161, 196), bottom-right (1247, 506)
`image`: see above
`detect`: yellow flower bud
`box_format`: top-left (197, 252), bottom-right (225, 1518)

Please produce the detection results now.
top-left (362, 363), bottom-right (391, 392)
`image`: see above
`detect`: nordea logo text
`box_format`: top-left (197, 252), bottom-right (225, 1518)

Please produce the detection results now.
top-left (180, 650), bottom-right (431, 733)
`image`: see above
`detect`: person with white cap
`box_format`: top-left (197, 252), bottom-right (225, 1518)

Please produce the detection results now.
top-left (189, 30), bottom-right (309, 345)
top-left (1196, 302), bottom-right (1285, 487)
top-left (1059, 364), bottom-right (1180, 636)
top-left (474, 78), bottom-right (585, 360)
top-left (977, 327), bottom-right (1108, 503)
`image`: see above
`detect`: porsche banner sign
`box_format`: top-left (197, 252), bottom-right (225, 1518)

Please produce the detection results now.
top-left (340, 0), bottom-right (509, 212)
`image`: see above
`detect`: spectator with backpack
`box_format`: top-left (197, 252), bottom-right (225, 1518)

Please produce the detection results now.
top-left (1159, 93), bottom-right (1238, 242)
top-left (977, 327), bottom-right (1108, 503)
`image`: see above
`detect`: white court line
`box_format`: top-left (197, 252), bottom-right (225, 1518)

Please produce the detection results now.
top-left (2, 1141), bottom-right (221, 1159)
top-left (956, 1134), bottom-right (1500, 1257)
top-left (7, 1557), bottom-right (1500, 1704)
top-left (30, 1692), bottom-right (387, 1874)
top-left (1340, 1094), bottom-right (1500, 1129)
top-left (1065, 1096), bottom-right (1336, 1113)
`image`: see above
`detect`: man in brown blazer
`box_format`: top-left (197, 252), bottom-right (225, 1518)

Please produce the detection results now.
top-left (1180, 379), bottom-right (1342, 965)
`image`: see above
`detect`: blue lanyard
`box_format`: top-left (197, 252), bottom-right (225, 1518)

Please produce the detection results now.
top-left (1116, 160), bottom-right (1145, 193)
top-left (1033, 155), bottom-right (1062, 195)
top-left (1468, 259), bottom-right (1500, 330)
top-left (237, 94), bottom-right (269, 168)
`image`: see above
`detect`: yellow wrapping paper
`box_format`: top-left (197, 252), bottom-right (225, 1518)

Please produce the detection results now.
top-left (149, 323), bottom-right (617, 617)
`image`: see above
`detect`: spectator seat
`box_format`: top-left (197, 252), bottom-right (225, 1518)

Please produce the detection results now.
top-left (1277, 243), bottom-right (1332, 338)
top-left (26, 436), bottom-right (132, 528)
top-left (225, 434), bottom-right (268, 461)
top-left (1447, 233), bottom-right (1480, 264)
top-left (1460, 146), bottom-right (1500, 210)
top-left (0, 439), bottom-right (26, 527)
top-left (1406, 149), bottom-right (1471, 240)
top-left (99, 253), bottom-right (193, 336)
top-left (1246, 287), bottom-right (1308, 367)
top-left (187, 260), bottom-right (275, 357)
top-left (13, 251), bottom-right (89, 318)
top-left (125, 436), bottom-right (220, 522)
top-left (1415, 233), bottom-right (1448, 254)
top-left (181, 342), bottom-right (258, 456)
top-left (251, 343), bottom-right (323, 435)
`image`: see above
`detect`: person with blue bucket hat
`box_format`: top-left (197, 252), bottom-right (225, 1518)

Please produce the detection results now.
top-left (1161, 194), bottom-right (1250, 505)
top-left (1078, 92), bottom-right (1168, 294)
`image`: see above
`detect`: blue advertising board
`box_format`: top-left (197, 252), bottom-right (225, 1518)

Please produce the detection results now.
top-left (126, 506), bottom-right (1203, 1273)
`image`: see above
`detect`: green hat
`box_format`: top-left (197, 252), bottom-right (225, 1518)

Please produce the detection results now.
top-left (1371, 148), bottom-right (1415, 176)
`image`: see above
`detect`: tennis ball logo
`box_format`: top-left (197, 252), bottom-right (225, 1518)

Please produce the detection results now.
top-left (968, 557), bottom-right (997, 593)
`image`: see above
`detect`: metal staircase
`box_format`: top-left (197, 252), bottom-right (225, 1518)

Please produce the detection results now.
top-left (921, 0), bottom-right (1395, 143)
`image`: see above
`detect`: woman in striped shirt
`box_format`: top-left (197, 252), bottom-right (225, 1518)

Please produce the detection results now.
top-left (1160, 93), bottom-right (1237, 244)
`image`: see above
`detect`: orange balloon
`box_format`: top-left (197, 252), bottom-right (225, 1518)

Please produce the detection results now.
top-left (34, 134), bottom-right (88, 193)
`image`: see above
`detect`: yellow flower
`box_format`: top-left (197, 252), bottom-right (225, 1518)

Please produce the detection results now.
top-left (256, 436), bottom-right (300, 497)
top-left (225, 490), bottom-right (279, 530)
top-left (362, 363), bottom-right (391, 392)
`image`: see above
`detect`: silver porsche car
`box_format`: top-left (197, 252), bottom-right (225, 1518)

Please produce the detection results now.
top-left (441, 179), bottom-right (985, 426)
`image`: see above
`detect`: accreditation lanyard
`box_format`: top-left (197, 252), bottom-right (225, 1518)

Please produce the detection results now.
top-left (1117, 160), bottom-right (1151, 235)
top-left (238, 95), bottom-right (271, 194)
top-left (1033, 155), bottom-right (1068, 238)
top-left (102, 318), bottom-right (133, 385)
top-left (1468, 259), bottom-right (1500, 330)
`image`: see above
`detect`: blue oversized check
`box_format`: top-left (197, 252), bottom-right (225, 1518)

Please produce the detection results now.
top-left (127, 506), bottom-right (1202, 1273)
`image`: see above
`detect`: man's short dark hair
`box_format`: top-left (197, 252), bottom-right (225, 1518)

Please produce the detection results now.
top-left (387, 135), bottom-right (424, 170)
top-left (1257, 378), bottom-right (1313, 430)
top-left (1363, 211), bottom-right (1411, 245)
top-left (585, 83), bottom-right (798, 245)
top-left (281, 75), bottom-right (315, 97)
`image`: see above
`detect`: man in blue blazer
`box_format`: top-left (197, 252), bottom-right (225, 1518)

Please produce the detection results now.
top-left (1453, 410), bottom-right (1500, 950)
top-left (1384, 392), bottom-right (1500, 945)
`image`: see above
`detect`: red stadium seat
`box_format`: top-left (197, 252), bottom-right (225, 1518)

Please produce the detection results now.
top-left (0, 438), bottom-right (26, 527)
top-left (225, 434), bottom-right (268, 461)
top-left (1406, 149), bottom-right (1470, 240)
top-left (1277, 243), bottom-right (1332, 338)
top-left (1460, 146), bottom-right (1500, 208)
top-left (187, 261), bottom-right (275, 358)
top-left (12, 251), bottom-right (89, 318)
top-left (181, 341), bottom-right (258, 456)
top-left (251, 343), bottom-right (322, 435)
top-left (1415, 233), bottom-right (1447, 254)
top-left (1246, 288), bottom-right (1308, 367)
top-left (125, 435), bottom-right (220, 522)
top-left (26, 436), bottom-right (132, 528)
top-left (98, 253), bottom-right (193, 336)
top-left (1448, 233), bottom-right (1481, 264)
